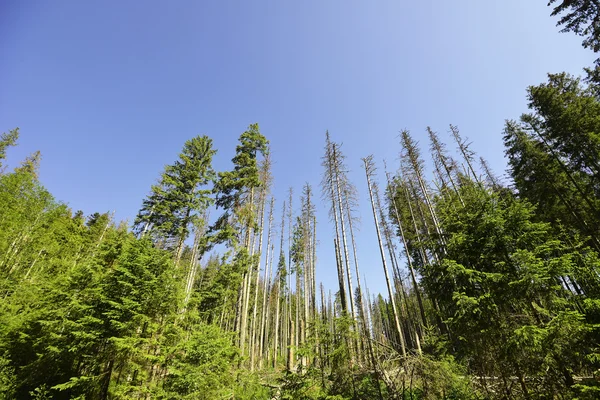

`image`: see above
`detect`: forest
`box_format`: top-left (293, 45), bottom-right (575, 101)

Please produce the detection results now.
top-left (1, 2), bottom-right (600, 399)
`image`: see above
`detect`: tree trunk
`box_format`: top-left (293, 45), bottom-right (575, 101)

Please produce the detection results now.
top-left (363, 156), bottom-right (407, 358)
top-left (333, 144), bottom-right (357, 322)
top-left (250, 189), bottom-right (268, 370)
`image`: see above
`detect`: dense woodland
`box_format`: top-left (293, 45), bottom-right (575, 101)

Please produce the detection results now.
top-left (2, 2), bottom-right (600, 399)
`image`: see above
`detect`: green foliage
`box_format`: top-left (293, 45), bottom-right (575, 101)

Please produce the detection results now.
top-left (160, 324), bottom-right (238, 399)
top-left (290, 216), bottom-right (306, 272)
top-left (418, 177), bottom-right (598, 397)
top-left (0, 128), bottom-right (19, 170)
top-left (549, 0), bottom-right (600, 82)
top-left (214, 123), bottom-right (269, 213)
top-left (279, 368), bottom-right (329, 400)
top-left (0, 353), bottom-right (16, 400)
top-left (3, 46), bottom-right (600, 400)
top-left (134, 135), bottom-right (216, 255)
top-left (504, 74), bottom-right (600, 252)
top-left (399, 355), bottom-right (479, 400)
top-left (211, 123), bottom-right (269, 247)
top-left (232, 371), bottom-right (271, 400)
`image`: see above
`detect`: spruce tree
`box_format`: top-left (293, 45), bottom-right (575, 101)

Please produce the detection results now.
top-left (134, 135), bottom-right (216, 263)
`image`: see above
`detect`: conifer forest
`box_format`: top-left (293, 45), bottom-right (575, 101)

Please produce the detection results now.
top-left (2, 2), bottom-right (600, 399)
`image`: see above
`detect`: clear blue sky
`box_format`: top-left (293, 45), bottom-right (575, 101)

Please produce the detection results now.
top-left (0, 1), bottom-right (594, 296)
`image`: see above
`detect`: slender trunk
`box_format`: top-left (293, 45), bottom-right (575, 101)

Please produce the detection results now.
top-left (100, 358), bottom-right (115, 400)
top-left (250, 189), bottom-right (268, 370)
top-left (259, 199), bottom-right (275, 368)
top-left (303, 240), bottom-right (309, 368)
top-left (381, 209), bottom-right (423, 354)
top-left (265, 243), bottom-right (276, 362)
top-left (386, 172), bottom-right (427, 333)
top-left (286, 188), bottom-right (293, 368)
top-left (174, 206), bottom-right (191, 266)
top-left (239, 188), bottom-right (256, 355)
top-left (343, 179), bottom-right (368, 363)
top-left (322, 135), bottom-right (348, 313)
top-left (272, 275), bottom-right (281, 368)
top-left (311, 215), bottom-right (318, 362)
top-left (333, 144), bottom-right (357, 322)
top-left (363, 156), bottom-right (407, 358)
top-left (24, 248), bottom-right (44, 280)
top-left (294, 255), bottom-right (300, 368)
top-left (183, 215), bottom-right (208, 309)
top-left (334, 238), bottom-right (348, 312)
top-left (272, 200), bottom-right (286, 367)
top-left (287, 315), bottom-right (295, 371)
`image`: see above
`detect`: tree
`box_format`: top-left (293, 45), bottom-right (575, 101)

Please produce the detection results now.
top-left (134, 135), bottom-right (216, 264)
top-left (524, 73), bottom-right (600, 184)
top-left (211, 123), bottom-right (269, 358)
top-left (0, 128), bottom-right (19, 171)
top-left (0, 165), bottom-right (56, 281)
top-left (549, 0), bottom-right (600, 81)
top-left (320, 133), bottom-right (354, 317)
top-left (363, 155), bottom-right (408, 358)
top-left (426, 178), bottom-right (595, 397)
top-left (504, 73), bottom-right (600, 252)
top-left (160, 324), bottom-right (238, 399)
top-left (15, 151), bottom-right (42, 179)
top-left (214, 124), bottom-right (269, 219)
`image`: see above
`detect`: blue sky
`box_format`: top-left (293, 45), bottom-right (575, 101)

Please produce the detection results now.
top-left (0, 1), bottom-right (594, 296)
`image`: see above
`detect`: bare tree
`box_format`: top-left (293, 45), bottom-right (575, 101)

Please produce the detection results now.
top-left (362, 155), bottom-right (407, 358)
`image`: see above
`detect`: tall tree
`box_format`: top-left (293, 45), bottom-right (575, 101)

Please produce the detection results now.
top-left (211, 123), bottom-right (269, 356)
top-left (321, 132), bottom-right (349, 314)
top-left (0, 128), bottom-right (19, 171)
top-left (363, 155), bottom-right (408, 358)
top-left (426, 178), bottom-right (596, 397)
top-left (504, 74), bottom-right (600, 251)
top-left (549, 0), bottom-right (600, 82)
top-left (134, 135), bottom-right (216, 264)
